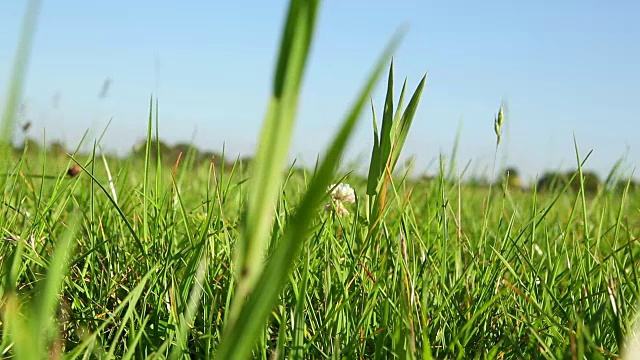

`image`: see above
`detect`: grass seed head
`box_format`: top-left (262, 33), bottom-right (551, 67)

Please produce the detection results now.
top-left (494, 104), bottom-right (505, 145)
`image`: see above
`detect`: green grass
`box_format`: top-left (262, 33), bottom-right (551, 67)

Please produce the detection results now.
top-left (2, 0), bottom-right (640, 359)
top-left (2, 150), bottom-right (640, 359)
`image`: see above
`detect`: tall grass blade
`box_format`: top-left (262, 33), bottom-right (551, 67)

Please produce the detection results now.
top-left (216, 26), bottom-right (404, 360)
top-left (0, 0), bottom-right (41, 148)
top-left (366, 99), bottom-right (381, 198)
top-left (379, 59), bottom-right (395, 178)
top-left (230, 0), bottom-right (320, 323)
top-left (143, 96), bottom-right (153, 244)
top-left (291, 250), bottom-right (310, 359)
top-left (389, 73), bottom-right (427, 171)
top-left (169, 251), bottom-right (208, 360)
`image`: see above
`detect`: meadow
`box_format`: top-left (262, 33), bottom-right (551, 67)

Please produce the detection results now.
top-left (2, 0), bottom-right (640, 359)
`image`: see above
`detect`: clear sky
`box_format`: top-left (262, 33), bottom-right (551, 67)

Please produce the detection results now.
top-left (0, 1), bottom-right (639, 182)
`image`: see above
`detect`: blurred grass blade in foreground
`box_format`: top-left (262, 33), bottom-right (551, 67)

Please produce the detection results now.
top-left (217, 30), bottom-right (404, 360)
top-left (4, 213), bottom-right (79, 360)
top-left (228, 0), bottom-right (319, 325)
top-left (218, 0), bottom-right (405, 357)
top-left (0, 0), bottom-right (41, 149)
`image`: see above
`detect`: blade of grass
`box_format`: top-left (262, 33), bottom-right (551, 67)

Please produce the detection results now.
top-left (388, 73), bottom-right (427, 171)
top-left (230, 0), bottom-right (320, 324)
top-left (378, 59), bottom-right (395, 182)
top-left (291, 249), bottom-right (310, 359)
top-left (216, 25), bottom-right (405, 360)
top-left (366, 98), bottom-right (381, 198)
top-left (0, 0), bottom-right (41, 148)
top-left (143, 96), bottom-right (153, 245)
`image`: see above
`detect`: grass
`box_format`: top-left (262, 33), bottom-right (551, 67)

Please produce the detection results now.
top-left (2, 0), bottom-right (640, 359)
top-left (1, 150), bottom-right (639, 359)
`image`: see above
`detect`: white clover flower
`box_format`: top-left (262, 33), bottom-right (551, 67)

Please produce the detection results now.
top-left (325, 183), bottom-right (356, 217)
top-left (329, 183), bottom-right (355, 204)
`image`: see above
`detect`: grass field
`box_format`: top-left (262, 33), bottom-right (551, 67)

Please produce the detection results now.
top-left (2, 0), bottom-right (640, 359)
top-left (2, 141), bottom-right (640, 359)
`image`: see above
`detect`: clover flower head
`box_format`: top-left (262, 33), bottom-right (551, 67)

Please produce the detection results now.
top-left (325, 183), bottom-right (356, 217)
top-left (328, 183), bottom-right (355, 204)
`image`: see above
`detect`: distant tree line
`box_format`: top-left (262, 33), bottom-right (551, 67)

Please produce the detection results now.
top-left (13, 137), bottom-right (248, 171)
top-left (420, 166), bottom-right (638, 195)
top-left (128, 139), bottom-right (252, 170)
top-left (12, 138), bottom-right (639, 194)
top-left (498, 167), bottom-right (637, 194)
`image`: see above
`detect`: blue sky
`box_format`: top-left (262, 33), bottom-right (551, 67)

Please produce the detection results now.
top-left (0, 1), bottom-right (639, 182)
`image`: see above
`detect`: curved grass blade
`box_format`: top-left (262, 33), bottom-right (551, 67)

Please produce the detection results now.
top-left (229, 0), bottom-right (320, 325)
top-left (389, 73), bottom-right (427, 170)
top-left (216, 26), bottom-right (405, 360)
